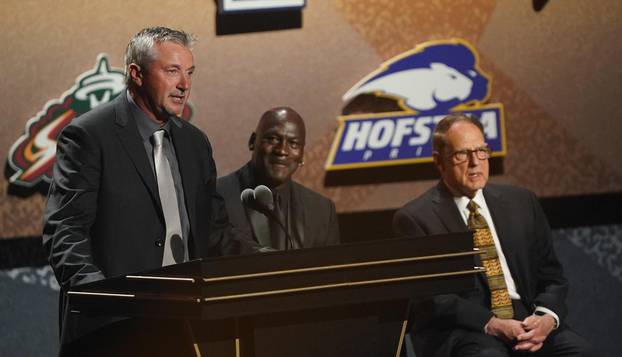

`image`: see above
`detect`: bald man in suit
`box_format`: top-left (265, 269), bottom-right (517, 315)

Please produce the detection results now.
top-left (218, 107), bottom-right (339, 253)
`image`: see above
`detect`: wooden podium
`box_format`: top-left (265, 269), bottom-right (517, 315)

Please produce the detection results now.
top-left (67, 232), bottom-right (481, 357)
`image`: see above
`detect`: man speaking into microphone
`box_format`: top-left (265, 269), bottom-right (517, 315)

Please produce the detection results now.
top-left (218, 107), bottom-right (340, 252)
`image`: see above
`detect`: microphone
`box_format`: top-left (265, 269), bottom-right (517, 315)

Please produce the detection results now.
top-left (239, 185), bottom-right (297, 250)
top-left (240, 186), bottom-right (273, 214)
top-left (254, 185), bottom-right (275, 212)
top-left (240, 188), bottom-right (256, 209)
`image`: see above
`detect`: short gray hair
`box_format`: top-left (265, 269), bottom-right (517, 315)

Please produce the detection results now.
top-left (432, 113), bottom-right (484, 154)
top-left (124, 26), bottom-right (196, 84)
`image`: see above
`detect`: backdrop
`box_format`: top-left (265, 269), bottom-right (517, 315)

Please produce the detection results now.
top-left (2, 0), bottom-right (621, 240)
top-left (1, 1), bottom-right (620, 356)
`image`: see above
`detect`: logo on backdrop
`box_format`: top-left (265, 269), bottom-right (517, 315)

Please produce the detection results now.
top-left (325, 38), bottom-right (506, 171)
top-left (7, 54), bottom-right (193, 189)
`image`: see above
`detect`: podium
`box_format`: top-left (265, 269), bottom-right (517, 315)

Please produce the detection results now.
top-left (68, 232), bottom-right (481, 357)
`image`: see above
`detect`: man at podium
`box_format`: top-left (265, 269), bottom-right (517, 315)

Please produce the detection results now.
top-left (43, 27), bottom-right (235, 356)
top-left (393, 114), bottom-right (596, 357)
top-left (218, 107), bottom-right (340, 252)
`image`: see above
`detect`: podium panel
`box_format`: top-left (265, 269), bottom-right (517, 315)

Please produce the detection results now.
top-left (68, 232), bottom-right (481, 356)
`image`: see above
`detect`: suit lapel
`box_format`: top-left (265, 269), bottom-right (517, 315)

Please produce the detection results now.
top-left (248, 210), bottom-right (271, 247)
top-left (112, 95), bottom-right (161, 209)
top-left (291, 183), bottom-right (306, 248)
top-left (236, 164), bottom-right (271, 247)
top-left (483, 186), bottom-right (521, 284)
top-left (169, 121), bottom-right (198, 235)
top-left (431, 183), bottom-right (468, 233)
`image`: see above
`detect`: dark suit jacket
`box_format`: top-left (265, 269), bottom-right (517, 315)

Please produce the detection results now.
top-left (42, 93), bottom-right (234, 349)
top-left (393, 182), bottom-right (568, 357)
top-left (217, 163), bottom-right (339, 252)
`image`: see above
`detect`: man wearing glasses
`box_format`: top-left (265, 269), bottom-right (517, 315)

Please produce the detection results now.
top-left (393, 114), bottom-right (596, 357)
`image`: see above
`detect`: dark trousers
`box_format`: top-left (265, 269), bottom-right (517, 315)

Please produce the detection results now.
top-left (449, 301), bottom-right (599, 357)
top-left (451, 327), bottom-right (597, 357)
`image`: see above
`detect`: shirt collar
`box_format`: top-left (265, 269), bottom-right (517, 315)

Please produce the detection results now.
top-left (126, 90), bottom-right (180, 141)
top-left (272, 180), bottom-right (291, 207)
top-left (453, 189), bottom-right (485, 214)
top-left (247, 162), bottom-right (292, 205)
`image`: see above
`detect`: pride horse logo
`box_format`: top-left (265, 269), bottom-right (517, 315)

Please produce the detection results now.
top-left (343, 39), bottom-right (490, 114)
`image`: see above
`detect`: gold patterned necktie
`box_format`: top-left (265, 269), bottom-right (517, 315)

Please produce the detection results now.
top-left (467, 200), bottom-right (514, 319)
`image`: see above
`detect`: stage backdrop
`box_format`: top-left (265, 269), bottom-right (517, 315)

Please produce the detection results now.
top-left (1, 1), bottom-right (621, 357)
top-left (1, 0), bottom-right (621, 241)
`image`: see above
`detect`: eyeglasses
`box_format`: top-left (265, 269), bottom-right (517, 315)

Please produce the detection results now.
top-left (448, 146), bottom-right (491, 163)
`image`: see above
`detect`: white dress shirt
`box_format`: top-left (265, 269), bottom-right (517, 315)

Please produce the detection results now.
top-left (454, 189), bottom-right (559, 327)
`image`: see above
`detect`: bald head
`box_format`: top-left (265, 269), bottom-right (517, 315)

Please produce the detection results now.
top-left (255, 107), bottom-right (306, 139)
top-left (249, 107), bottom-right (306, 188)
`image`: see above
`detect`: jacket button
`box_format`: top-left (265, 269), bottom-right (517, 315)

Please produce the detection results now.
top-left (155, 239), bottom-right (164, 247)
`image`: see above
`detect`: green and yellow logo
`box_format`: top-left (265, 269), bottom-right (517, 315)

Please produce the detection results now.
top-left (7, 54), bottom-right (193, 189)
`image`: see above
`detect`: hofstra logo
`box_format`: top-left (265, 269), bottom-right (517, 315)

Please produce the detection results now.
top-left (325, 39), bottom-right (506, 171)
top-left (7, 54), bottom-right (193, 189)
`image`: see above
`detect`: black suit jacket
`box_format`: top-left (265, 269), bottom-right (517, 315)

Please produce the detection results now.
top-left (393, 183), bottom-right (568, 356)
top-left (217, 163), bottom-right (340, 252)
top-left (42, 93), bottom-right (234, 348)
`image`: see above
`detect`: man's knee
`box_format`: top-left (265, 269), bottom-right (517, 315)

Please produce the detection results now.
top-left (572, 343), bottom-right (601, 357)
top-left (549, 328), bottom-right (600, 357)
top-left (451, 329), bottom-right (510, 357)
top-left (453, 337), bottom-right (510, 357)
top-left (476, 347), bottom-right (511, 357)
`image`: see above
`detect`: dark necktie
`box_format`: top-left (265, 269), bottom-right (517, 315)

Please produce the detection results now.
top-left (152, 129), bottom-right (186, 266)
top-left (467, 200), bottom-right (514, 319)
top-left (270, 192), bottom-right (287, 250)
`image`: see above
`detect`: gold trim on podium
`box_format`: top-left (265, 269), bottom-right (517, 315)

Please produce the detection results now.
top-left (203, 251), bottom-right (479, 283)
top-left (126, 275), bottom-right (196, 282)
top-left (67, 291), bottom-right (135, 298)
top-left (204, 268), bottom-right (480, 302)
top-left (193, 343), bottom-right (202, 357)
top-left (395, 320), bottom-right (408, 357)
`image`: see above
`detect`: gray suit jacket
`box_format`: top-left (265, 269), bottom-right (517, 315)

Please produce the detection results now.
top-left (393, 182), bottom-right (568, 357)
top-left (217, 163), bottom-right (340, 252)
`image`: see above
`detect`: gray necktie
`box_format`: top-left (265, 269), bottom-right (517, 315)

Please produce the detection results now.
top-left (152, 129), bottom-right (185, 266)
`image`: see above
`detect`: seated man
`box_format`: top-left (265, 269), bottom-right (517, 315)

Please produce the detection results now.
top-left (393, 114), bottom-right (597, 357)
top-left (218, 107), bottom-right (339, 252)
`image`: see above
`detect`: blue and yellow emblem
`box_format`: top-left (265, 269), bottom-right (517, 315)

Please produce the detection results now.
top-left (325, 38), bottom-right (506, 171)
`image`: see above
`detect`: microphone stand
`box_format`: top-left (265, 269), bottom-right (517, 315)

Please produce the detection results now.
top-left (242, 186), bottom-right (300, 250)
top-left (264, 209), bottom-right (298, 250)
